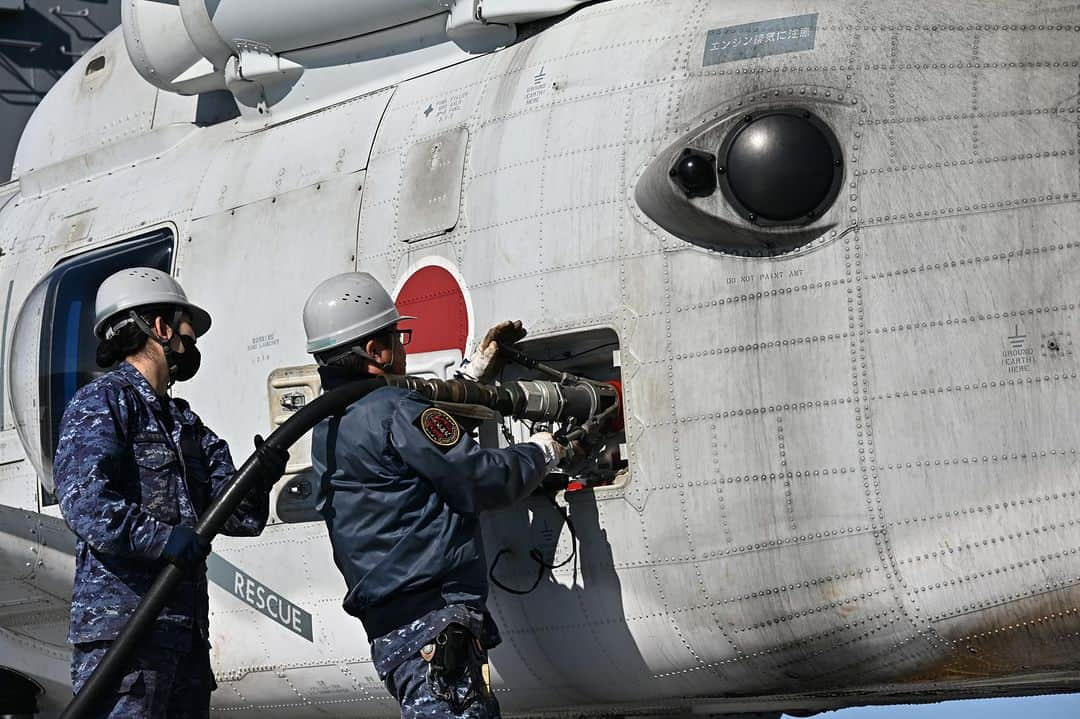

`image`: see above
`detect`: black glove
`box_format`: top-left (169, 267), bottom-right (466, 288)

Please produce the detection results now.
top-left (252, 434), bottom-right (290, 492)
top-left (162, 526), bottom-right (210, 573)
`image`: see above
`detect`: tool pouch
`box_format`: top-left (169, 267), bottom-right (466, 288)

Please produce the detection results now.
top-left (421, 623), bottom-right (492, 713)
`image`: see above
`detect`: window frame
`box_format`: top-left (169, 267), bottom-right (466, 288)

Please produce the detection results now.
top-left (36, 226), bottom-right (177, 508)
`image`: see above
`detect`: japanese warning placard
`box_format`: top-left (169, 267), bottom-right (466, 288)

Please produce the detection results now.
top-left (703, 14), bottom-right (818, 66)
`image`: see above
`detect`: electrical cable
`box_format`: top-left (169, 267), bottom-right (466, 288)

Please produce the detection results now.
top-left (488, 492), bottom-right (577, 595)
top-left (530, 341), bottom-right (618, 363)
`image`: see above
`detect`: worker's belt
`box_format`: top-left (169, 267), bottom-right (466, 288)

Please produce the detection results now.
top-left (421, 623), bottom-right (492, 712)
top-left (360, 586), bottom-right (446, 639)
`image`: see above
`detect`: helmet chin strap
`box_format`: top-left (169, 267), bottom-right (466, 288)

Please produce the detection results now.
top-left (316, 337), bottom-right (398, 373)
top-left (128, 308), bottom-right (184, 386)
top-left (350, 345), bottom-right (396, 374)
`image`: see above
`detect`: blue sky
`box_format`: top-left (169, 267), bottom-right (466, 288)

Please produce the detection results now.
top-left (784, 694), bottom-right (1080, 718)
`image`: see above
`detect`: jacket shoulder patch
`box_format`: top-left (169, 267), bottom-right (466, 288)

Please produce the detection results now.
top-left (415, 407), bottom-right (462, 452)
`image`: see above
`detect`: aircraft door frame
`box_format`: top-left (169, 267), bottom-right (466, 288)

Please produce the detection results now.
top-left (6, 225), bottom-right (178, 514)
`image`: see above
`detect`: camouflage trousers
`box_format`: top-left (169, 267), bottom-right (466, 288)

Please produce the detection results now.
top-left (71, 630), bottom-right (215, 719)
top-left (384, 654), bottom-right (501, 719)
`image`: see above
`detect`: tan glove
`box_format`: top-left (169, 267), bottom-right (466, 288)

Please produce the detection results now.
top-left (458, 320), bottom-right (527, 383)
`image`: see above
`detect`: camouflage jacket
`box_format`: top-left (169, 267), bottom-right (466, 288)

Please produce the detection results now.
top-left (54, 362), bottom-right (268, 646)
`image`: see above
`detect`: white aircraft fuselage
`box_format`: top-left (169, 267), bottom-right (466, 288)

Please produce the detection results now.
top-left (1, 0), bottom-right (1079, 716)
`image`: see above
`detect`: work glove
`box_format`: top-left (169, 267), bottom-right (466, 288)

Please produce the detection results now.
top-left (162, 526), bottom-right (210, 574)
top-left (527, 431), bottom-right (567, 472)
top-left (458, 320), bottom-right (527, 383)
top-left (252, 434), bottom-right (290, 492)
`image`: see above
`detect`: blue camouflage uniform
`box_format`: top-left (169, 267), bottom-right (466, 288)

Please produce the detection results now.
top-left (54, 361), bottom-right (268, 718)
top-left (311, 375), bottom-right (548, 719)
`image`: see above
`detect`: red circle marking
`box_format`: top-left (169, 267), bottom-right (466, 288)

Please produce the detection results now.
top-left (395, 266), bottom-right (469, 355)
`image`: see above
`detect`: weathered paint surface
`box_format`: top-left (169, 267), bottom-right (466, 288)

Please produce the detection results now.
top-left (0, 0), bottom-right (1079, 717)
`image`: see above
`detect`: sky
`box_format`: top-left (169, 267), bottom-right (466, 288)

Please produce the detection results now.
top-left (784, 694), bottom-right (1080, 719)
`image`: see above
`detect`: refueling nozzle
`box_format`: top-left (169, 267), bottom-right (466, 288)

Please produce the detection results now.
top-left (383, 375), bottom-right (619, 428)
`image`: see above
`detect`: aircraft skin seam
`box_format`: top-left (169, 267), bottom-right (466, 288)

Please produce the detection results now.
top-left (668, 0), bottom-right (709, 129)
top-left (352, 244), bottom-right (662, 278)
top-left (353, 33), bottom-right (683, 121)
top-left (497, 573), bottom-right (891, 634)
top-left (676, 279), bottom-right (853, 312)
top-left (535, 59), bottom-right (552, 363)
top-left (875, 371), bottom-right (1080, 401)
top-left (630, 468), bottom-right (864, 490)
top-left (879, 483), bottom-right (1080, 523)
top-left (333, 662), bottom-right (384, 706)
top-left (774, 611), bottom-right (905, 672)
top-left (708, 426), bottom-right (733, 545)
top-left (909, 548), bottom-right (1080, 596)
top-left (650, 607), bottom-right (903, 678)
top-left (0, 607), bottom-right (70, 628)
top-left (467, 254), bottom-right (662, 289)
top-left (868, 301), bottom-right (1077, 334)
top-left (732, 585), bottom-right (894, 633)
top-left (843, 23), bottom-right (951, 657)
top-left (899, 518), bottom-right (1080, 569)
top-left (467, 196), bottom-right (622, 234)
top-left (700, 61), bottom-right (1080, 82)
top-left (670, 333), bottom-right (854, 360)
top-left (556, 511), bottom-right (1080, 572)
top-left (927, 580), bottom-right (1080, 623)
top-left (864, 238), bottom-right (1080, 278)
top-left (860, 147), bottom-right (1077, 176)
top-left (861, 192), bottom-right (1079, 227)
top-left (484, 600), bottom-right (547, 687)
top-left (951, 605), bottom-right (1080, 643)
top-left (476, 76), bottom-right (678, 130)
top-left (641, 244), bottom-right (728, 679)
top-left (0, 625), bottom-right (70, 661)
top-left (215, 658), bottom-right (376, 679)
top-left (466, 137), bottom-right (663, 181)
top-left (660, 397), bottom-right (856, 426)
top-left (226, 87), bottom-right (395, 138)
top-left (808, 624), bottom-right (939, 684)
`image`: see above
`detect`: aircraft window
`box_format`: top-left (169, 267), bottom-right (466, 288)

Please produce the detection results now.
top-left (10, 229), bottom-right (174, 505)
top-left (85, 56), bottom-right (106, 76)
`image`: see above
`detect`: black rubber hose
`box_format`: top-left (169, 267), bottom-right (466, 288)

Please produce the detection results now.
top-left (59, 377), bottom-right (388, 719)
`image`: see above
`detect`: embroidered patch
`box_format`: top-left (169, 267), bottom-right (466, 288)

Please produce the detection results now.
top-left (416, 407), bottom-right (462, 451)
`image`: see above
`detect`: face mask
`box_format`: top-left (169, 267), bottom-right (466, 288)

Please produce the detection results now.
top-left (167, 334), bottom-right (201, 383)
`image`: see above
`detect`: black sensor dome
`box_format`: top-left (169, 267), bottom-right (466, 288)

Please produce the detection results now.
top-left (718, 110), bottom-right (842, 224)
top-left (669, 149), bottom-right (717, 198)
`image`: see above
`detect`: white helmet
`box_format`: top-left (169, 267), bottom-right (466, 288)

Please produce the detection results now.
top-left (303, 272), bottom-right (415, 355)
top-left (93, 267), bottom-right (211, 340)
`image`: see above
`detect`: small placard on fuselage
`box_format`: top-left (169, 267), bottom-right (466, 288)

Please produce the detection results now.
top-left (703, 13), bottom-right (818, 66)
top-left (207, 554), bottom-right (314, 642)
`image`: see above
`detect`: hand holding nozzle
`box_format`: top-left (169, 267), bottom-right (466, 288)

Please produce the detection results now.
top-left (459, 320), bottom-right (528, 383)
top-left (527, 431), bottom-right (567, 471)
top-left (530, 432), bottom-right (587, 494)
